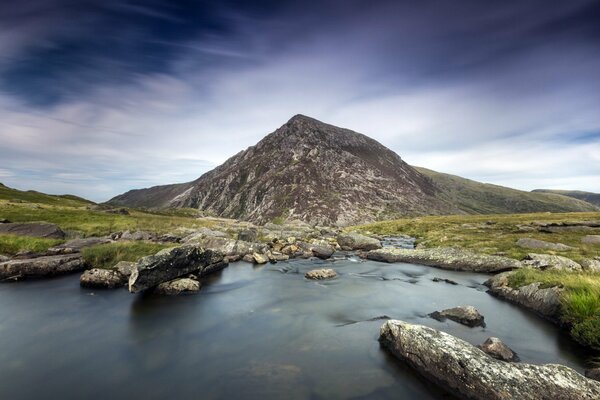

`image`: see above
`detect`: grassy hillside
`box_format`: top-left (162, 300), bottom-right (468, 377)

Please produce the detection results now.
top-left (0, 183), bottom-right (94, 207)
top-left (533, 189), bottom-right (600, 207)
top-left (415, 167), bottom-right (599, 214)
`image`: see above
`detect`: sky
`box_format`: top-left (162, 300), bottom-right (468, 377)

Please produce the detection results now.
top-left (0, 0), bottom-right (599, 202)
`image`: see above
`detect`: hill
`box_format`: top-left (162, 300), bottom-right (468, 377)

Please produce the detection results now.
top-left (0, 182), bottom-right (94, 207)
top-left (532, 189), bottom-right (600, 207)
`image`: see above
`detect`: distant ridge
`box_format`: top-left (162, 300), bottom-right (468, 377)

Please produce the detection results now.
top-left (107, 115), bottom-right (598, 225)
top-left (532, 189), bottom-right (600, 207)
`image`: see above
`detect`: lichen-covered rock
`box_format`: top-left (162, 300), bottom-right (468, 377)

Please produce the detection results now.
top-left (114, 261), bottom-right (136, 277)
top-left (80, 268), bottom-right (126, 288)
top-left (337, 232), bottom-right (381, 251)
top-left (128, 246), bottom-right (225, 293)
top-left (367, 247), bottom-right (521, 273)
top-left (485, 272), bottom-right (563, 322)
top-left (429, 305), bottom-right (485, 327)
top-left (0, 254), bottom-right (85, 281)
top-left (0, 222), bottom-right (65, 239)
top-left (379, 320), bottom-right (600, 400)
top-left (477, 337), bottom-right (519, 362)
top-left (581, 258), bottom-right (600, 272)
top-left (49, 237), bottom-right (112, 254)
top-left (522, 253), bottom-right (582, 271)
top-left (305, 268), bottom-right (337, 280)
top-left (119, 230), bottom-right (154, 241)
top-left (516, 238), bottom-right (574, 251)
top-left (154, 278), bottom-right (200, 295)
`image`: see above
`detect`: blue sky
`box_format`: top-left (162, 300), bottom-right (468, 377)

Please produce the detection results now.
top-left (0, 0), bottom-right (599, 201)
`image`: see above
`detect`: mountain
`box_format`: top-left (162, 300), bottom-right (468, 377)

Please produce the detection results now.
top-left (415, 168), bottom-right (598, 214)
top-left (532, 189), bottom-right (600, 207)
top-left (107, 115), bottom-right (599, 225)
top-left (0, 182), bottom-right (94, 207)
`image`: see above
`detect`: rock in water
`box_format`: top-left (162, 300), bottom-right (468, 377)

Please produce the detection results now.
top-left (336, 232), bottom-right (382, 251)
top-left (128, 246), bottom-right (225, 293)
top-left (429, 305), bottom-right (485, 327)
top-left (252, 252), bottom-right (269, 264)
top-left (80, 268), bottom-right (126, 289)
top-left (154, 278), bottom-right (200, 295)
top-left (0, 222), bottom-right (65, 239)
top-left (0, 254), bottom-right (85, 281)
top-left (477, 337), bottom-right (519, 362)
top-left (305, 268), bottom-right (337, 280)
top-left (379, 320), bottom-right (600, 400)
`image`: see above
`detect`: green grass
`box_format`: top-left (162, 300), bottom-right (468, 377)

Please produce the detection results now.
top-left (82, 242), bottom-right (171, 269)
top-left (507, 269), bottom-right (600, 349)
top-left (0, 234), bottom-right (64, 256)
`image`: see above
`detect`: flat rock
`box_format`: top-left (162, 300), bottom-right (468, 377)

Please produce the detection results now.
top-left (305, 268), bottom-right (337, 280)
top-left (477, 337), bottom-right (519, 362)
top-left (516, 238), bottom-right (574, 251)
top-left (367, 247), bottom-right (521, 273)
top-left (485, 272), bottom-right (563, 322)
top-left (80, 268), bottom-right (126, 289)
top-left (49, 237), bottom-right (112, 253)
top-left (0, 254), bottom-right (85, 281)
top-left (522, 253), bottom-right (582, 271)
top-left (429, 305), bottom-right (485, 327)
top-left (379, 320), bottom-right (600, 400)
top-left (337, 232), bottom-right (382, 251)
top-left (154, 278), bottom-right (200, 295)
top-left (128, 246), bottom-right (225, 293)
top-left (0, 222), bottom-right (65, 239)
top-left (582, 235), bottom-right (600, 245)
top-left (118, 230), bottom-right (154, 241)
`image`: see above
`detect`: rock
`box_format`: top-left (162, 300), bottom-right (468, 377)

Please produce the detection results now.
top-left (224, 254), bottom-right (242, 263)
top-left (185, 235), bottom-right (267, 257)
top-left (48, 237), bottom-right (112, 253)
top-left (114, 261), bottom-right (136, 277)
top-left (80, 268), bottom-right (126, 289)
top-left (305, 268), bottom-right (337, 280)
top-left (429, 305), bottom-right (485, 327)
top-left (103, 208), bottom-right (129, 215)
top-left (337, 232), bottom-right (382, 251)
top-left (367, 247), bottom-right (521, 273)
top-left (310, 244), bottom-right (335, 259)
top-left (0, 218), bottom-right (10, 223)
top-left (477, 337), bottom-right (519, 362)
top-left (252, 252), bottom-right (269, 264)
top-left (0, 254), bottom-right (9, 262)
top-left (586, 368), bottom-right (600, 382)
top-left (119, 230), bottom-right (153, 241)
top-left (581, 258), bottom-right (600, 272)
top-left (432, 277), bottom-right (458, 285)
top-left (271, 252), bottom-right (289, 262)
top-left (128, 246), bottom-right (225, 293)
top-left (516, 238), bottom-right (574, 251)
top-left (0, 254), bottom-right (85, 281)
top-left (281, 244), bottom-right (300, 256)
top-left (238, 229), bottom-right (258, 242)
top-left (379, 320), bottom-right (600, 400)
top-left (154, 278), bottom-right (200, 295)
top-left (485, 272), bottom-right (563, 322)
top-left (181, 228), bottom-right (230, 242)
top-left (582, 235), bottom-right (600, 245)
top-left (242, 254), bottom-right (255, 263)
top-left (157, 233), bottom-right (182, 243)
top-left (522, 253), bottom-right (582, 271)
top-left (0, 222), bottom-right (65, 239)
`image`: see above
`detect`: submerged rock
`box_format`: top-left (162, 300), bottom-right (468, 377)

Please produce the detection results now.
top-left (516, 238), bottom-right (574, 251)
top-left (522, 253), bottom-right (582, 271)
top-left (0, 254), bottom-right (85, 281)
top-left (80, 268), bottom-right (126, 289)
top-left (128, 246), bottom-right (225, 293)
top-left (305, 268), bottom-right (337, 280)
top-left (477, 337), bottom-right (519, 362)
top-left (337, 232), bottom-right (381, 251)
top-left (154, 278), bottom-right (200, 295)
top-left (367, 247), bottom-right (521, 273)
top-left (379, 320), bottom-right (600, 400)
top-left (0, 222), bottom-right (65, 239)
top-left (429, 305), bottom-right (485, 327)
top-left (485, 272), bottom-right (563, 323)
top-left (432, 277), bottom-right (458, 285)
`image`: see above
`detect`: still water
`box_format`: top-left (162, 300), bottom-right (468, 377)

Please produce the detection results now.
top-left (0, 257), bottom-right (591, 399)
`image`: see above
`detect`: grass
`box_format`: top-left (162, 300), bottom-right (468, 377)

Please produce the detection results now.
top-left (507, 269), bottom-right (600, 349)
top-left (82, 242), bottom-right (171, 269)
top-left (0, 183), bottom-right (93, 207)
top-left (0, 234), bottom-right (64, 256)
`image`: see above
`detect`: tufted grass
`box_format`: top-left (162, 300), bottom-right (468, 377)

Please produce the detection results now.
top-left (0, 234), bottom-right (64, 256)
top-left (82, 242), bottom-right (171, 270)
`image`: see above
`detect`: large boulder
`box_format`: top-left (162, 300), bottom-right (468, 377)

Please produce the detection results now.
top-left (429, 305), bottom-right (485, 327)
top-left (516, 238), bottom-right (574, 251)
top-left (477, 337), bottom-right (519, 362)
top-left (154, 278), bottom-right (200, 295)
top-left (128, 246), bottom-right (226, 293)
top-left (485, 272), bottom-right (563, 322)
top-left (80, 268), bottom-right (126, 289)
top-left (0, 222), bottom-right (65, 239)
top-left (0, 254), bottom-right (85, 281)
top-left (337, 232), bottom-right (381, 251)
top-left (367, 247), bottom-right (521, 273)
top-left (379, 320), bottom-right (600, 400)
top-left (522, 253), bottom-right (582, 271)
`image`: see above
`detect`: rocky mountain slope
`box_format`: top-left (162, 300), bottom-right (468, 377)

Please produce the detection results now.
top-left (108, 115), bottom-right (598, 225)
top-left (532, 189), bottom-right (600, 207)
